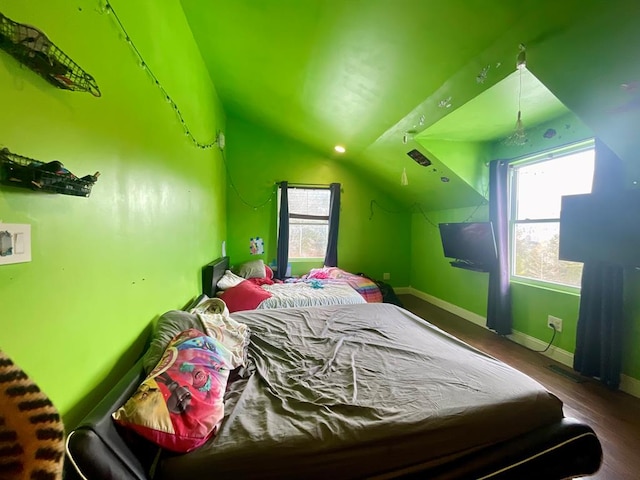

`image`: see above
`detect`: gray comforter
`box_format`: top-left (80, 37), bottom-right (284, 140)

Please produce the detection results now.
top-left (158, 303), bottom-right (563, 479)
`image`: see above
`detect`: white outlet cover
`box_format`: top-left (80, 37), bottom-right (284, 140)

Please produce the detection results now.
top-left (548, 315), bottom-right (563, 332)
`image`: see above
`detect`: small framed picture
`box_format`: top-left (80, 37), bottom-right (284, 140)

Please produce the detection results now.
top-left (250, 237), bottom-right (264, 255)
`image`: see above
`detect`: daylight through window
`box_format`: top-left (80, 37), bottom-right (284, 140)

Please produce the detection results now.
top-left (287, 188), bottom-right (330, 259)
top-left (510, 142), bottom-right (595, 288)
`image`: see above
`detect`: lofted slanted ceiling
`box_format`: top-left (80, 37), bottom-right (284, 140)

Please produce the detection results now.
top-left (179, 0), bottom-right (640, 210)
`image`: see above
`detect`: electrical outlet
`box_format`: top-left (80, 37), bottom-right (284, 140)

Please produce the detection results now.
top-left (547, 315), bottom-right (563, 333)
top-left (383, 272), bottom-right (390, 280)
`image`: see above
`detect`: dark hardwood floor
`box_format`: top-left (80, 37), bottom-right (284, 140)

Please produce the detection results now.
top-left (399, 294), bottom-right (640, 480)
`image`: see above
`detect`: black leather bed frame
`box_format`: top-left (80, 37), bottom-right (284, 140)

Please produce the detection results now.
top-left (201, 256), bottom-right (230, 298)
top-left (66, 294), bottom-right (603, 479)
top-left (66, 351), bottom-right (601, 479)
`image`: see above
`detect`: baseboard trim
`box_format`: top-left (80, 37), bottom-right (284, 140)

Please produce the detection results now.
top-left (620, 374), bottom-right (640, 398)
top-left (394, 287), bottom-right (411, 295)
top-left (506, 330), bottom-right (574, 368)
top-left (408, 288), bottom-right (486, 327)
top-left (405, 288), bottom-right (640, 399)
top-left (409, 288), bottom-right (573, 365)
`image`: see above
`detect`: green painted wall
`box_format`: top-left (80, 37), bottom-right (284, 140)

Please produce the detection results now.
top-left (411, 110), bottom-right (640, 382)
top-left (490, 113), bottom-right (593, 161)
top-left (529, 1), bottom-right (640, 184)
top-left (493, 113), bottom-right (640, 381)
top-left (510, 282), bottom-right (579, 353)
top-left (0, 0), bottom-right (225, 428)
top-left (409, 134), bottom-right (493, 318)
top-left (411, 206), bottom-right (490, 317)
top-left (225, 115), bottom-right (411, 285)
top-left (490, 114), bottom-right (592, 353)
top-left (492, 109), bottom-right (594, 356)
top-left (416, 140), bottom-right (491, 195)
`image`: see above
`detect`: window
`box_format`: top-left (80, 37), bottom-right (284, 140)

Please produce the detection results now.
top-left (285, 187), bottom-right (331, 259)
top-left (510, 142), bottom-right (595, 288)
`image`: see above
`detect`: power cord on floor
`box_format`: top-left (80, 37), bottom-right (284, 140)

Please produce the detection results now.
top-left (530, 325), bottom-right (556, 353)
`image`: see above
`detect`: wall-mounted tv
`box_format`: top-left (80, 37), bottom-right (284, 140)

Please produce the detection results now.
top-left (559, 190), bottom-right (640, 266)
top-left (438, 222), bottom-right (497, 272)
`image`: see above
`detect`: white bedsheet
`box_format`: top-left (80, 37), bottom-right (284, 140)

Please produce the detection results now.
top-left (258, 282), bottom-right (365, 309)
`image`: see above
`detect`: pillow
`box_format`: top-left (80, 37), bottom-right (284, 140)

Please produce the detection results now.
top-left (113, 329), bottom-right (232, 453)
top-left (307, 266), bottom-right (342, 279)
top-left (238, 259), bottom-right (266, 279)
top-left (191, 298), bottom-right (251, 369)
top-left (216, 269), bottom-right (245, 290)
top-left (142, 310), bottom-right (205, 375)
top-left (264, 264), bottom-right (274, 280)
top-left (246, 277), bottom-right (274, 287)
top-left (219, 280), bottom-right (271, 313)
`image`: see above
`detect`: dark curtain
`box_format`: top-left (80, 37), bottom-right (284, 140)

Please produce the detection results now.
top-left (573, 139), bottom-right (625, 389)
top-left (276, 181), bottom-right (289, 280)
top-left (487, 160), bottom-right (512, 335)
top-left (324, 183), bottom-right (341, 267)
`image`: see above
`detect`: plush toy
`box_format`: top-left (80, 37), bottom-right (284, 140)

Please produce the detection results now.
top-left (0, 350), bottom-right (65, 480)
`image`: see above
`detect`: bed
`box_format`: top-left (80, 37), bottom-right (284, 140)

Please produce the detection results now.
top-left (202, 256), bottom-right (383, 311)
top-left (67, 301), bottom-right (602, 479)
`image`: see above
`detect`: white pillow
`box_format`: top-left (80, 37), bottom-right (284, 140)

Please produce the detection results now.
top-left (217, 270), bottom-right (245, 290)
top-left (238, 259), bottom-right (266, 279)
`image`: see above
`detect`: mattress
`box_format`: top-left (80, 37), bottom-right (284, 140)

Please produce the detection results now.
top-left (258, 281), bottom-right (366, 308)
top-left (158, 303), bottom-right (564, 479)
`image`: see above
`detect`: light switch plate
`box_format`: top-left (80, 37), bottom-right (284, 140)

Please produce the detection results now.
top-left (0, 223), bottom-right (31, 265)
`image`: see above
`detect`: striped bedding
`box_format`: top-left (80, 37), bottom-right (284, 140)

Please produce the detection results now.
top-left (304, 267), bottom-right (383, 303)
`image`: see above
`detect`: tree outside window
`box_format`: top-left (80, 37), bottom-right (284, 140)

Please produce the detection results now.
top-left (287, 188), bottom-right (330, 259)
top-left (510, 143), bottom-right (595, 288)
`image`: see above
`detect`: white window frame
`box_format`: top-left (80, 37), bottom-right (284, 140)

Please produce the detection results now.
top-left (278, 186), bottom-right (331, 261)
top-left (508, 140), bottom-right (595, 291)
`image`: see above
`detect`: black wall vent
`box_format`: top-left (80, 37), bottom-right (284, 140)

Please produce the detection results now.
top-left (407, 149), bottom-right (432, 167)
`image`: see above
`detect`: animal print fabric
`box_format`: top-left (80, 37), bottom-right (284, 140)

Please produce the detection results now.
top-left (0, 350), bottom-right (65, 480)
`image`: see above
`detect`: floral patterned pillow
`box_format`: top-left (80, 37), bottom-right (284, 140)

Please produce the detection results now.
top-left (113, 329), bottom-right (232, 453)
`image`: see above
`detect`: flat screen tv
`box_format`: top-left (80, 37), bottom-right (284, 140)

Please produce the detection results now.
top-left (438, 222), bottom-right (497, 271)
top-left (559, 190), bottom-right (640, 266)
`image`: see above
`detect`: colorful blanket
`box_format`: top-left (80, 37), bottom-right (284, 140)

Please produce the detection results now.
top-left (305, 267), bottom-right (383, 303)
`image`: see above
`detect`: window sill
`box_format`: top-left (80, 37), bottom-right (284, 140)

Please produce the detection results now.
top-left (510, 277), bottom-right (581, 297)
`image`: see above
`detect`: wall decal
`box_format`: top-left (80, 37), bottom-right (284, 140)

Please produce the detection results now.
top-left (250, 237), bottom-right (264, 255)
top-left (476, 65), bottom-right (490, 84)
top-left (438, 96), bottom-right (452, 109)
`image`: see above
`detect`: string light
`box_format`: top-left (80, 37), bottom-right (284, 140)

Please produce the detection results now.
top-left (369, 200), bottom-right (440, 226)
top-left (369, 194), bottom-right (487, 226)
top-left (221, 149), bottom-right (275, 210)
top-left (98, 0), bottom-right (273, 208)
top-left (99, 0), bottom-right (217, 150)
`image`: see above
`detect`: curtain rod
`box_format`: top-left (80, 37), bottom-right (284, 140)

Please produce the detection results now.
top-left (499, 138), bottom-right (595, 167)
top-left (275, 182), bottom-right (333, 189)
